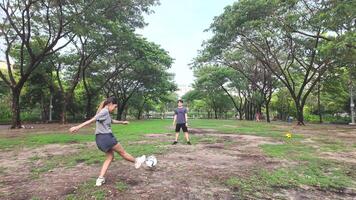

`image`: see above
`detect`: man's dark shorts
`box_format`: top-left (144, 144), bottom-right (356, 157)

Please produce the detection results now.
top-left (175, 123), bottom-right (188, 132)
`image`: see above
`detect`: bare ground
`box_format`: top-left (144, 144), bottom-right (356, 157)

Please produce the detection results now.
top-left (0, 123), bottom-right (355, 200)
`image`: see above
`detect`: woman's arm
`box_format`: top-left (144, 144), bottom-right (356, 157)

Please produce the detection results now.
top-left (112, 119), bottom-right (129, 125)
top-left (69, 117), bottom-right (96, 133)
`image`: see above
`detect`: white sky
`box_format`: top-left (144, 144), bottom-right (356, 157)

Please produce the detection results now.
top-left (136, 0), bottom-right (236, 87)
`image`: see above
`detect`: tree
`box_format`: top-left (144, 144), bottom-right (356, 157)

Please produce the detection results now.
top-left (193, 66), bottom-right (244, 119)
top-left (197, 0), bottom-right (354, 125)
top-left (51, 0), bottom-right (159, 123)
top-left (191, 69), bottom-right (234, 119)
top-left (0, 0), bottom-right (85, 128)
top-left (104, 38), bottom-right (174, 120)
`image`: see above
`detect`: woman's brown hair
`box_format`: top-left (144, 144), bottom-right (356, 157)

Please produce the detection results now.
top-left (96, 97), bottom-right (117, 113)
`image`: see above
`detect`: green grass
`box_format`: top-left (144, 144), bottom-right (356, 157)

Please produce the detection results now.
top-left (261, 142), bottom-right (315, 160)
top-left (190, 119), bottom-right (297, 138)
top-left (65, 179), bottom-right (107, 200)
top-left (312, 137), bottom-right (352, 152)
top-left (0, 133), bottom-right (94, 150)
top-left (0, 166), bottom-right (7, 174)
top-left (116, 180), bottom-right (129, 192)
top-left (259, 161), bottom-right (354, 189)
top-left (112, 120), bottom-right (171, 142)
top-left (255, 136), bottom-right (356, 197)
top-left (0, 119), bottom-right (298, 150)
top-left (0, 120), bottom-right (172, 150)
top-left (226, 160), bottom-right (355, 199)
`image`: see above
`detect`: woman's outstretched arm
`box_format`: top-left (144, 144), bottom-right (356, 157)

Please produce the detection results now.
top-left (69, 117), bottom-right (96, 133)
top-left (112, 120), bottom-right (129, 125)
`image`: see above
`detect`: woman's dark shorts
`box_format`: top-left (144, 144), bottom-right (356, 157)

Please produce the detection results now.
top-left (175, 123), bottom-right (188, 132)
top-left (95, 133), bottom-right (118, 152)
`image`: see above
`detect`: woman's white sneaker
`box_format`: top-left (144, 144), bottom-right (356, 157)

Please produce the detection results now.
top-left (135, 155), bottom-right (146, 169)
top-left (96, 177), bottom-right (105, 186)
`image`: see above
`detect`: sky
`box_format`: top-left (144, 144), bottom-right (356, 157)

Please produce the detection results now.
top-left (136, 0), bottom-right (236, 87)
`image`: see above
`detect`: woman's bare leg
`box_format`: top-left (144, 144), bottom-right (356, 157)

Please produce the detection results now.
top-left (99, 150), bottom-right (114, 177)
top-left (112, 143), bottom-right (135, 163)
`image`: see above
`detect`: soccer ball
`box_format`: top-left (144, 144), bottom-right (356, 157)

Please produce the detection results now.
top-left (145, 155), bottom-right (157, 167)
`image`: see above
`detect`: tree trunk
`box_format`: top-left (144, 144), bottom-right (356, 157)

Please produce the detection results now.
top-left (85, 94), bottom-right (93, 120)
top-left (239, 110), bottom-right (243, 120)
top-left (40, 94), bottom-right (47, 122)
top-left (10, 88), bottom-right (21, 129)
top-left (266, 103), bottom-right (270, 123)
top-left (137, 109), bottom-right (143, 120)
top-left (49, 92), bottom-right (53, 122)
top-left (124, 106), bottom-right (128, 120)
top-left (60, 94), bottom-right (71, 124)
top-left (61, 99), bottom-right (67, 124)
top-left (249, 101), bottom-right (253, 120)
top-left (238, 95), bottom-right (244, 120)
top-left (296, 106), bottom-right (305, 125)
top-left (221, 85), bottom-right (241, 119)
top-left (266, 94), bottom-right (272, 123)
top-left (137, 101), bottom-right (145, 120)
top-left (245, 101), bottom-right (248, 120)
top-left (317, 81), bottom-right (322, 123)
top-left (117, 105), bottom-right (125, 120)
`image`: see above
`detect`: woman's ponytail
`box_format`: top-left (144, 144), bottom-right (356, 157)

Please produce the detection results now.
top-left (96, 100), bottom-right (106, 114)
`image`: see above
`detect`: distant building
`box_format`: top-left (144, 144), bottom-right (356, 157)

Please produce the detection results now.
top-left (177, 84), bottom-right (193, 98)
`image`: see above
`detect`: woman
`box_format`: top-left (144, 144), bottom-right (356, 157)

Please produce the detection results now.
top-left (69, 97), bottom-right (146, 186)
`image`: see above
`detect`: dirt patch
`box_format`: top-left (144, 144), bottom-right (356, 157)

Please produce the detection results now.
top-left (189, 128), bottom-right (218, 134)
top-left (319, 151), bottom-right (356, 164)
top-left (0, 142), bottom-right (96, 199)
top-left (1, 164), bottom-right (99, 200)
top-left (0, 143), bottom-right (94, 169)
top-left (145, 133), bottom-right (173, 138)
top-left (282, 188), bottom-right (356, 200)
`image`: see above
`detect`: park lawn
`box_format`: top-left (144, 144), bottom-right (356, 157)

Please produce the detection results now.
top-left (0, 120), bottom-right (172, 150)
top-left (224, 127), bottom-right (356, 198)
top-left (0, 119), bottom-right (289, 150)
top-left (1, 119), bottom-right (354, 199)
top-left (190, 119), bottom-right (296, 138)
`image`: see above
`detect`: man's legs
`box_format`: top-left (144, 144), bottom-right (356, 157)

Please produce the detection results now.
top-left (183, 124), bottom-right (191, 145)
top-left (173, 124), bottom-right (180, 145)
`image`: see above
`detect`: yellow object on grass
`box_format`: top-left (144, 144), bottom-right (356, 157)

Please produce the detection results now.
top-left (285, 133), bottom-right (292, 138)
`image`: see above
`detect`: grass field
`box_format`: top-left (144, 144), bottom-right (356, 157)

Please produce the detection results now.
top-left (0, 119), bottom-right (355, 199)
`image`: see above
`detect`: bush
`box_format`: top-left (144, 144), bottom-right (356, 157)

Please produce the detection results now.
top-left (304, 114), bottom-right (351, 124)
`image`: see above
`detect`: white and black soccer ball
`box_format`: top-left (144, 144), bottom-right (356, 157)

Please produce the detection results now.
top-left (145, 155), bottom-right (157, 167)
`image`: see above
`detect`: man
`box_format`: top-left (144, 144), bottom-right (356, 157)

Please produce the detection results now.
top-left (172, 99), bottom-right (191, 145)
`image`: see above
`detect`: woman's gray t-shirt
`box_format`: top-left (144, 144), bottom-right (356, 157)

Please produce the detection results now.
top-left (95, 108), bottom-right (112, 134)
